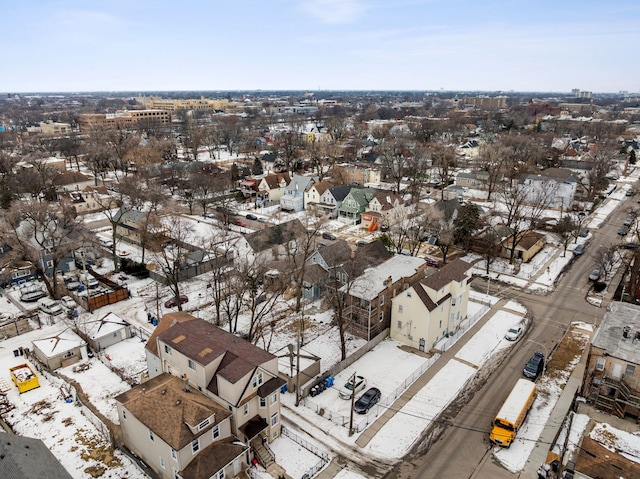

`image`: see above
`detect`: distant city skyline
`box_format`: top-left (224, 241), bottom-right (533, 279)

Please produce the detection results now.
top-left (2, 0), bottom-right (639, 94)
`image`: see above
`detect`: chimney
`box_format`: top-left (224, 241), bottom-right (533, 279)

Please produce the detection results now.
top-left (182, 373), bottom-right (190, 393)
top-left (623, 325), bottom-right (631, 339)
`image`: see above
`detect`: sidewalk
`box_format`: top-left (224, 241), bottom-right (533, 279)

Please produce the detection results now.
top-left (353, 298), bottom-right (510, 449)
top-left (519, 328), bottom-right (593, 478)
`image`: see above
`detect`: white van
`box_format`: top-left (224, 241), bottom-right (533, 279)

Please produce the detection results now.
top-left (39, 299), bottom-right (64, 316)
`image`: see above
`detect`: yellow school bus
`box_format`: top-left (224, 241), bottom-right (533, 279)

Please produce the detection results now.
top-left (490, 379), bottom-right (536, 447)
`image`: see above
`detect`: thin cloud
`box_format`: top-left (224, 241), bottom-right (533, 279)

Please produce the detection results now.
top-left (300, 0), bottom-right (367, 24)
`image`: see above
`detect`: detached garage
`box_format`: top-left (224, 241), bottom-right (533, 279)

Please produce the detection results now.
top-left (31, 329), bottom-right (88, 371)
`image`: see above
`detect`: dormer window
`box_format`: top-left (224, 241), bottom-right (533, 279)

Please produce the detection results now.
top-left (252, 372), bottom-right (263, 388)
top-left (197, 418), bottom-right (210, 431)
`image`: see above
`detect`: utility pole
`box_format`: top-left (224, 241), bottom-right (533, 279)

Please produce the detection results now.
top-left (349, 371), bottom-right (356, 436)
top-left (295, 318), bottom-right (301, 407)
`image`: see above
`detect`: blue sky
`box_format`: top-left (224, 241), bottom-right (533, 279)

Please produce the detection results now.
top-left (2, 0), bottom-right (638, 93)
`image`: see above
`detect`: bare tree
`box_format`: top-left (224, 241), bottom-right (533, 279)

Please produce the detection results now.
top-left (498, 181), bottom-right (529, 264)
top-left (594, 244), bottom-right (621, 282)
top-left (2, 200), bottom-right (82, 298)
top-left (555, 215), bottom-right (577, 257)
top-left (430, 144), bottom-right (457, 200)
top-left (477, 142), bottom-right (507, 200)
top-left (149, 215), bottom-right (192, 311)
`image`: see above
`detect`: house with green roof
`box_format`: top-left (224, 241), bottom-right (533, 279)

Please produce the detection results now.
top-left (337, 187), bottom-right (375, 225)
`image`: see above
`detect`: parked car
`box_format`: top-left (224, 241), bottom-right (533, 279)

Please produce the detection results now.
top-left (618, 225), bottom-right (629, 236)
top-left (356, 240), bottom-right (369, 248)
top-left (589, 268), bottom-right (601, 281)
top-left (66, 280), bottom-right (82, 291)
top-left (573, 244), bottom-right (585, 256)
top-left (624, 215), bottom-right (635, 226)
top-left (39, 299), bottom-right (64, 316)
top-left (523, 351), bottom-right (545, 379)
top-left (99, 237), bottom-right (114, 247)
top-left (234, 219), bottom-right (247, 227)
top-left (322, 232), bottom-right (337, 240)
top-left (165, 295), bottom-right (189, 308)
top-left (246, 213), bottom-right (258, 220)
top-left (425, 257), bottom-right (442, 268)
top-left (504, 326), bottom-right (523, 341)
top-left (354, 387), bottom-right (382, 414)
top-left (578, 229), bottom-right (589, 238)
top-left (60, 296), bottom-right (76, 309)
top-left (20, 290), bottom-right (46, 302)
top-left (620, 242), bottom-right (640, 250)
top-left (338, 375), bottom-right (367, 399)
top-left (627, 189), bottom-right (634, 196)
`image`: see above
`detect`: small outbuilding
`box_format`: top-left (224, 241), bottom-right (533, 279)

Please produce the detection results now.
top-left (31, 329), bottom-right (87, 370)
top-left (79, 312), bottom-right (133, 352)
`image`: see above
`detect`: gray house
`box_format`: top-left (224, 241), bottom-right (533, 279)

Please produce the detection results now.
top-left (280, 174), bottom-right (317, 212)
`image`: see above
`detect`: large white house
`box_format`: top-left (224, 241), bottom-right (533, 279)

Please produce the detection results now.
top-left (391, 259), bottom-right (473, 351)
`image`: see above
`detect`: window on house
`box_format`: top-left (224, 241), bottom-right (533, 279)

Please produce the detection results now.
top-left (198, 418), bottom-right (210, 430)
top-left (243, 403), bottom-right (249, 416)
top-left (218, 470), bottom-right (225, 479)
top-left (191, 438), bottom-right (200, 454)
top-left (149, 430), bottom-right (155, 441)
top-left (451, 296), bottom-right (457, 306)
top-left (188, 359), bottom-right (196, 371)
top-left (596, 358), bottom-right (605, 370)
top-left (252, 372), bottom-right (263, 388)
top-left (164, 344), bottom-right (172, 355)
top-left (403, 283), bottom-right (409, 290)
top-left (439, 320), bottom-right (442, 329)
top-left (379, 311), bottom-right (384, 322)
top-left (398, 305), bottom-right (403, 314)
top-left (122, 410), bottom-right (127, 420)
top-left (212, 425), bottom-right (220, 439)
top-left (270, 392), bottom-right (278, 405)
top-left (397, 320), bottom-right (402, 329)
top-left (271, 412), bottom-right (279, 427)
top-left (260, 397), bottom-right (266, 408)
top-left (160, 457), bottom-right (165, 469)
top-left (625, 364), bottom-right (635, 377)
top-left (171, 449), bottom-right (177, 460)
top-left (407, 291), bottom-right (411, 298)
top-left (380, 295), bottom-right (385, 306)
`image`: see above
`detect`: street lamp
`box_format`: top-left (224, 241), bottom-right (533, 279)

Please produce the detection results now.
top-left (527, 339), bottom-right (549, 378)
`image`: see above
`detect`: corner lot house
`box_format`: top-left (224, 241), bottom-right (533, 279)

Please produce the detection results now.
top-left (391, 259), bottom-right (473, 351)
top-left (343, 255), bottom-right (427, 340)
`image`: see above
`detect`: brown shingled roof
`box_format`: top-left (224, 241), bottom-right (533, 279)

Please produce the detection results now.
top-left (157, 319), bottom-right (276, 383)
top-left (115, 373), bottom-right (231, 451)
top-left (145, 312), bottom-right (196, 356)
top-left (421, 258), bottom-right (472, 291)
top-left (179, 437), bottom-right (248, 479)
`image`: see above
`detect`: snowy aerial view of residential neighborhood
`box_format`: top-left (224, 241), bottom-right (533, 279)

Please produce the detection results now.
top-left (2, 87), bottom-right (640, 479)
top-left (3, 3), bottom-right (640, 477)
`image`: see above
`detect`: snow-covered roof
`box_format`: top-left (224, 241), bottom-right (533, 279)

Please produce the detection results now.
top-left (592, 302), bottom-right (640, 364)
top-left (82, 312), bottom-right (129, 340)
top-left (345, 255), bottom-right (425, 301)
top-left (32, 330), bottom-right (85, 358)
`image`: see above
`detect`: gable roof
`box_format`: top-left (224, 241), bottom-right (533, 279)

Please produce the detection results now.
top-left (316, 239), bottom-right (353, 266)
top-left (326, 184), bottom-right (352, 201)
top-left (347, 255), bottom-right (425, 301)
top-left (287, 174), bottom-right (317, 192)
top-left (371, 190), bottom-right (402, 210)
top-left (32, 329), bottom-right (85, 358)
top-left (156, 318), bottom-right (276, 384)
top-left (421, 258), bottom-right (473, 291)
top-left (115, 373), bottom-right (232, 451)
top-left (575, 436), bottom-right (640, 479)
top-left (243, 219), bottom-right (307, 253)
top-left (261, 172), bottom-right (290, 189)
top-left (308, 180), bottom-right (333, 195)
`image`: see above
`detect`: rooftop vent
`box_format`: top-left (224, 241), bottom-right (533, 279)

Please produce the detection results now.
top-left (623, 325), bottom-right (631, 339)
